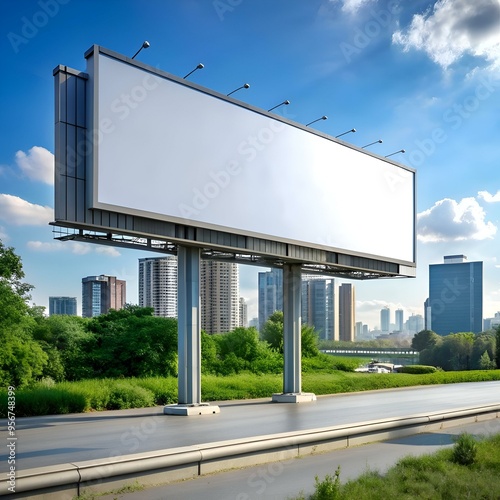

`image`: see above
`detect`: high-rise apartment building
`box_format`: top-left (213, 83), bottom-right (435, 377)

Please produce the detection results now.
top-left (239, 297), bottom-right (248, 328)
top-left (200, 260), bottom-right (239, 334)
top-left (137, 257), bottom-right (240, 333)
top-left (380, 307), bottom-right (390, 333)
top-left (339, 283), bottom-right (355, 341)
top-left (406, 313), bottom-right (424, 334)
top-left (301, 277), bottom-right (338, 341)
top-left (395, 308), bottom-right (404, 332)
top-left (258, 268), bottom-right (283, 331)
top-left (49, 296), bottom-right (77, 316)
top-left (138, 256), bottom-right (177, 317)
top-left (428, 255), bottom-right (483, 335)
top-left (82, 275), bottom-right (126, 318)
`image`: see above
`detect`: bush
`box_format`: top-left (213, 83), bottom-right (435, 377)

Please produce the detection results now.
top-left (311, 466), bottom-right (342, 499)
top-left (400, 365), bottom-right (437, 374)
top-left (107, 383), bottom-right (155, 410)
top-left (135, 377), bottom-right (177, 405)
top-left (452, 433), bottom-right (477, 466)
top-left (0, 387), bottom-right (87, 417)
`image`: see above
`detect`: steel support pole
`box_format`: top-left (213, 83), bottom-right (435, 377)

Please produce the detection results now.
top-left (272, 264), bottom-right (316, 403)
top-left (282, 263), bottom-right (302, 394)
top-left (177, 245), bottom-right (201, 405)
top-left (164, 247), bottom-right (220, 415)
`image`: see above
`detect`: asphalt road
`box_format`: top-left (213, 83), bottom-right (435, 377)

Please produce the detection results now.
top-left (1, 380), bottom-right (499, 473)
top-left (98, 418), bottom-right (500, 500)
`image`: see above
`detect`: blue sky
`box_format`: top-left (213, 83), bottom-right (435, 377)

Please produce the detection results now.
top-left (1, 0), bottom-right (500, 329)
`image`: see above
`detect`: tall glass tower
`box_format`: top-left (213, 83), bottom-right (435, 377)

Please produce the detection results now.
top-left (428, 255), bottom-right (483, 335)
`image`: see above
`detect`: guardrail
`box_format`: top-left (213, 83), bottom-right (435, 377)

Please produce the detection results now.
top-left (2, 404), bottom-right (499, 499)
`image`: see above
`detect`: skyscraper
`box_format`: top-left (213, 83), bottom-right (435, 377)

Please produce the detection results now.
top-left (428, 255), bottom-right (483, 335)
top-left (258, 268), bottom-right (283, 331)
top-left (138, 256), bottom-right (177, 317)
top-left (302, 277), bottom-right (338, 341)
top-left (49, 296), bottom-right (77, 316)
top-left (137, 256), bottom-right (240, 333)
top-left (239, 297), bottom-right (248, 328)
top-left (82, 275), bottom-right (126, 318)
top-left (339, 283), bottom-right (355, 341)
top-left (380, 307), bottom-right (390, 333)
top-left (395, 308), bottom-right (404, 332)
top-left (200, 260), bottom-right (239, 334)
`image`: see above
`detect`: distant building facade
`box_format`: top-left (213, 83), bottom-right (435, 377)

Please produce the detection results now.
top-left (301, 277), bottom-right (338, 341)
top-left (138, 256), bottom-right (177, 317)
top-left (339, 283), bottom-right (355, 341)
top-left (428, 255), bottom-right (483, 335)
top-left (406, 313), bottom-right (424, 334)
top-left (137, 256), bottom-right (240, 333)
top-left (49, 296), bottom-right (77, 316)
top-left (395, 308), bottom-right (404, 332)
top-left (82, 275), bottom-right (126, 318)
top-left (200, 260), bottom-right (239, 334)
top-left (258, 268), bottom-right (283, 331)
top-left (380, 307), bottom-right (390, 333)
top-left (239, 297), bottom-right (248, 328)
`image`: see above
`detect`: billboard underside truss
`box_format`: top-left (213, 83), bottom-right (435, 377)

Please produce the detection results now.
top-left (51, 223), bottom-right (405, 280)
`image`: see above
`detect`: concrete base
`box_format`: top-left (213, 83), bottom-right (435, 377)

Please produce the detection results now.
top-left (272, 393), bottom-right (317, 403)
top-left (163, 403), bottom-right (221, 416)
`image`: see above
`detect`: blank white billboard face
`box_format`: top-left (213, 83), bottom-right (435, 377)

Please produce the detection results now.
top-left (89, 50), bottom-right (415, 264)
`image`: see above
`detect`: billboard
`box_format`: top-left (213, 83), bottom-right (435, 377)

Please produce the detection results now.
top-left (54, 46), bottom-right (416, 276)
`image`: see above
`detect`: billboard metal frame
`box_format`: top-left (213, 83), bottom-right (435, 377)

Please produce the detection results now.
top-left (53, 45), bottom-right (416, 280)
top-left (52, 46), bottom-right (417, 411)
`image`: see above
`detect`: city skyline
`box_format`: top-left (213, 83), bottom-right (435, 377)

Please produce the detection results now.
top-left (2, 1), bottom-right (500, 330)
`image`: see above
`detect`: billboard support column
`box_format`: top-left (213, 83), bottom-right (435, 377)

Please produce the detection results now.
top-left (164, 246), bottom-right (220, 416)
top-left (272, 263), bottom-right (316, 403)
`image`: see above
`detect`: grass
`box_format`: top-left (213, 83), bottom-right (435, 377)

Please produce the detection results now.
top-left (297, 433), bottom-right (500, 499)
top-left (1, 369), bottom-right (500, 417)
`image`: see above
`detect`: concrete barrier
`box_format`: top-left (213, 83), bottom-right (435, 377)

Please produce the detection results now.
top-left (2, 404), bottom-right (499, 499)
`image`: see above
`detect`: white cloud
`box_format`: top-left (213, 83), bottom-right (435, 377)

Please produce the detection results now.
top-left (96, 246), bottom-right (121, 257)
top-left (0, 226), bottom-right (8, 241)
top-left (27, 241), bottom-right (65, 252)
top-left (0, 194), bottom-right (53, 226)
top-left (27, 240), bottom-right (121, 256)
top-left (393, 0), bottom-right (500, 70)
top-left (478, 189), bottom-right (500, 202)
top-left (330, 0), bottom-right (377, 14)
top-left (15, 146), bottom-right (54, 185)
top-left (417, 197), bottom-right (497, 242)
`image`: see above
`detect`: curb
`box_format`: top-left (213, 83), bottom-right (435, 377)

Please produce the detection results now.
top-left (2, 404), bottom-right (499, 499)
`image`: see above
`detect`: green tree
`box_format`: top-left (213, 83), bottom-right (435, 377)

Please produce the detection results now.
top-left (260, 311), bottom-right (284, 352)
top-left (260, 311), bottom-right (319, 357)
top-left (0, 241), bottom-right (48, 386)
top-left (411, 330), bottom-right (440, 352)
top-left (471, 331), bottom-right (496, 370)
top-left (87, 305), bottom-right (177, 378)
top-left (434, 332), bottom-right (474, 371)
top-left (32, 314), bottom-right (94, 380)
top-left (201, 330), bottom-right (219, 374)
top-left (478, 350), bottom-right (496, 370)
